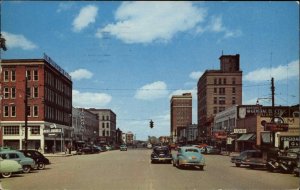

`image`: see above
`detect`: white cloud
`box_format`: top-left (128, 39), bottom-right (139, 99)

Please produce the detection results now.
top-left (70, 69), bottom-right (93, 80)
top-left (72, 5), bottom-right (98, 32)
top-left (189, 71), bottom-right (204, 80)
top-left (244, 60), bottom-right (299, 82)
top-left (135, 81), bottom-right (169, 100)
top-left (96, 2), bottom-right (207, 44)
top-left (2, 31), bottom-right (37, 50)
top-left (72, 90), bottom-right (112, 108)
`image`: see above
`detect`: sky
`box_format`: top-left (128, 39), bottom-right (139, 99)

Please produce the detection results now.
top-left (1, 1), bottom-right (299, 140)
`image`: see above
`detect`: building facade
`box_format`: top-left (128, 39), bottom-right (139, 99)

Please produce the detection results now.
top-left (0, 55), bottom-right (72, 153)
top-left (88, 109), bottom-right (116, 145)
top-left (197, 54), bottom-right (242, 144)
top-left (170, 93), bottom-right (192, 143)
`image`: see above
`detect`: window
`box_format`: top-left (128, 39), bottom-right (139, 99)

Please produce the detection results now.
top-left (3, 126), bottom-right (19, 135)
top-left (219, 88), bottom-right (225, 95)
top-left (26, 70), bottom-right (31, 80)
top-left (4, 70), bottom-right (9, 81)
top-left (102, 123), bottom-right (105, 128)
top-left (30, 126), bottom-right (40, 135)
top-left (11, 70), bottom-right (16, 81)
top-left (11, 105), bottom-right (16, 117)
top-left (33, 105), bottom-right (38, 117)
top-left (102, 116), bottom-right (105, 120)
top-left (232, 97), bottom-right (236, 105)
top-left (9, 154), bottom-right (19, 159)
top-left (223, 78), bottom-right (227, 84)
top-left (213, 107), bottom-right (218, 114)
top-left (214, 78), bottom-right (217, 85)
top-left (106, 116), bottom-right (109, 120)
top-left (11, 87), bottom-right (16, 99)
top-left (232, 87), bottom-right (236, 94)
top-left (33, 70), bottom-right (38, 81)
top-left (232, 77), bottom-right (236, 85)
top-left (106, 131), bottom-right (109, 136)
top-left (214, 97), bottom-right (217, 104)
top-left (26, 87), bottom-right (31, 98)
top-left (214, 88), bottom-right (217, 94)
top-left (106, 123), bottom-right (109, 128)
top-left (218, 78), bottom-right (222, 84)
top-left (102, 130), bottom-right (105, 136)
top-left (219, 97), bottom-right (226, 105)
top-left (4, 87), bottom-right (9, 99)
top-left (33, 87), bottom-right (39, 98)
top-left (3, 106), bottom-right (9, 117)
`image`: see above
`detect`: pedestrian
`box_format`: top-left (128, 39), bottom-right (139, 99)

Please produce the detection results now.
top-left (64, 145), bottom-right (68, 154)
top-left (68, 143), bottom-right (72, 154)
top-left (52, 145), bottom-right (55, 154)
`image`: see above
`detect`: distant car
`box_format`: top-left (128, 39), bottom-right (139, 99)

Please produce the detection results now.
top-left (0, 157), bottom-right (23, 178)
top-left (231, 150), bottom-right (261, 167)
top-left (147, 143), bottom-right (152, 149)
top-left (151, 146), bottom-right (172, 164)
top-left (19, 150), bottom-right (50, 170)
top-left (203, 146), bottom-right (221, 154)
top-left (172, 146), bottom-right (205, 170)
top-left (241, 150), bottom-right (267, 169)
top-left (0, 150), bottom-right (35, 173)
top-left (120, 145), bottom-right (127, 151)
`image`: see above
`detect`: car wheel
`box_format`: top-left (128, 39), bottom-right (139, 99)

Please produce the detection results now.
top-left (38, 162), bottom-right (45, 170)
top-left (23, 165), bottom-right (31, 173)
top-left (235, 163), bottom-right (241, 167)
top-left (199, 166), bottom-right (204, 171)
top-left (1, 172), bottom-right (12, 178)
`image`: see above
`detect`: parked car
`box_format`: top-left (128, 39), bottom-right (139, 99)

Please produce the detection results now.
top-left (172, 146), bottom-right (205, 170)
top-left (0, 150), bottom-right (35, 173)
top-left (231, 150), bottom-right (261, 167)
top-left (293, 160), bottom-right (300, 177)
top-left (241, 150), bottom-right (267, 169)
top-left (78, 146), bottom-right (101, 154)
top-left (147, 143), bottom-right (152, 149)
top-left (19, 150), bottom-right (50, 170)
top-left (151, 146), bottom-right (172, 164)
top-left (120, 145), bottom-right (127, 151)
top-left (0, 157), bottom-right (23, 178)
top-left (203, 146), bottom-right (221, 154)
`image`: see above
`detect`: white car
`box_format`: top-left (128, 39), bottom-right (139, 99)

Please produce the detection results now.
top-left (147, 143), bottom-right (152, 149)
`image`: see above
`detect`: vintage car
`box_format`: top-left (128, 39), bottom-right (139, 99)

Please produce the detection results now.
top-left (20, 150), bottom-right (50, 170)
top-left (203, 146), bottom-right (221, 154)
top-left (172, 146), bottom-right (205, 170)
top-left (231, 150), bottom-right (261, 167)
top-left (0, 157), bottom-right (23, 178)
top-left (78, 145), bottom-right (101, 154)
top-left (241, 150), bottom-right (267, 169)
top-left (120, 145), bottom-right (127, 151)
top-left (0, 150), bottom-right (35, 173)
top-left (150, 146), bottom-right (172, 164)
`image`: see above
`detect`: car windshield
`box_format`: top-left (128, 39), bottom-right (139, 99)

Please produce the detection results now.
top-left (185, 149), bottom-right (199, 153)
top-left (154, 148), bottom-right (169, 154)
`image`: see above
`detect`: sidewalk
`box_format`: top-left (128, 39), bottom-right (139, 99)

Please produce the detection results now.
top-left (44, 151), bottom-right (77, 157)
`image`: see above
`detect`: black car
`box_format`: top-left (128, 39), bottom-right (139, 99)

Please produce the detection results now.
top-left (78, 145), bottom-right (101, 154)
top-left (231, 150), bottom-right (260, 167)
top-left (20, 150), bottom-right (50, 170)
top-left (151, 146), bottom-right (172, 164)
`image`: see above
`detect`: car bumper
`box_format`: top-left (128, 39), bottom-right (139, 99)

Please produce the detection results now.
top-left (152, 158), bottom-right (172, 162)
top-left (241, 161), bottom-right (266, 166)
top-left (179, 160), bottom-right (205, 166)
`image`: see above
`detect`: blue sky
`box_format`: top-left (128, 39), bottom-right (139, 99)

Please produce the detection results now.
top-left (2, 1), bottom-right (299, 140)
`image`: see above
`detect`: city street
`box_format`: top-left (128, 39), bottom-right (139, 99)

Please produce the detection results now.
top-left (1, 148), bottom-right (299, 190)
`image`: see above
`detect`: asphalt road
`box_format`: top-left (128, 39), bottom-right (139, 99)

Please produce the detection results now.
top-left (1, 149), bottom-right (299, 190)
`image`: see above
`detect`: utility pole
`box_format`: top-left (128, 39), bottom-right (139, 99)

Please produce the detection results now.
top-left (24, 76), bottom-right (28, 150)
top-left (271, 77), bottom-right (275, 147)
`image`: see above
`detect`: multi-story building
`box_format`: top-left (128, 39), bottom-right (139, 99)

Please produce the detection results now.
top-left (197, 54), bottom-right (242, 143)
top-left (170, 93), bottom-right (192, 143)
top-left (0, 55), bottom-right (72, 153)
top-left (125, 131), bottom-right (134, 145)
top-left (88, 109), bottom-right (116, 145)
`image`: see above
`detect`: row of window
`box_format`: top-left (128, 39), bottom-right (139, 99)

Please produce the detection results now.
top-left (101, 115), bottom-right (110, 121)
top-left (213, 107), bottom-right (226, 114)
top-left (214, 77), bottom-right (236, 85)
top-left (213, 97), bottom-right (236, 105)
top-left (102, 122), bottom-right (110, 128)
top-left (3, 126), bottom-right (40, 135)
top-left (3, 69), bottom-right (39, 82)
top-left (3, 86), bottom-right (39, 99)
top-left (45, 87), bottom-right (71, 108)
top-left (213, 87), bottom-right (236, 95)
top-left (45, 105), bottom-right (69, 123)
top-left (101, 130), bottom-right (110, 136)
top-left (45, 71), bottom-right (71, 96)
top-left (3, 105), bottom-right (39, 117)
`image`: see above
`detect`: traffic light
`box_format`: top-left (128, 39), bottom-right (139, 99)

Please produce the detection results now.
top-left (149, 120), bottom-right (154, 128)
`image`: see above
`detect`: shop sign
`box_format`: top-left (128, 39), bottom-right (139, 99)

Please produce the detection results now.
top-left (280, 136), bottom-right (300, 148)
top-left (43, 128), bottom-right (62, 134)
top-left (234, 129), bottom-right (247, 134)
top-left (265, 123), bottom-right (288, 132)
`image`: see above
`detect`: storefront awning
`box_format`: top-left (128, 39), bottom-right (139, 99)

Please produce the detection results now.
top-left (237, 133), bottom-right (256, 141)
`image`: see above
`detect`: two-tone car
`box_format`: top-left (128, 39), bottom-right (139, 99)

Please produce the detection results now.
top-left (231, 150), bottom-right (261, 167)
top-left (0, 157), bottom-right (23, 178)
top-left (20, 150), bottom-right (50, 170)
top-left (172, 146), bottom-right (205, 170)
top-left (150, 146), bottom-right (172, 164)
top-left (0, 150), bottom-right (35, 173)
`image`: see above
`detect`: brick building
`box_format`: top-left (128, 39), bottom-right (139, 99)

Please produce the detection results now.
top-left (0, 55), bottom-right (72, 153)
top-left (170, 93), bottom-right (192, 143)
top-left (88, 109), bottom-right (116, 145)
top-left (197, 54), bottom-right (242, 143)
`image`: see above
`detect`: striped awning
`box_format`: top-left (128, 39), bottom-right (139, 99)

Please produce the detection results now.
top-left (237, 133), bottom-right (256, 141)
